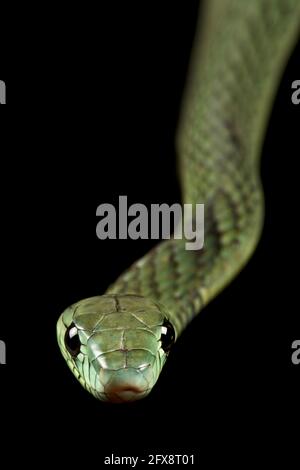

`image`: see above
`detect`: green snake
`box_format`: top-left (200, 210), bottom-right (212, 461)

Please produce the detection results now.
top-left (57, 0), bottom-right (300, 403)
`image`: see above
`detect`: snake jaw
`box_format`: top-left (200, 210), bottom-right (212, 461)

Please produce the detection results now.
top-left (98, 366), bottom-right (152, 403)
top-left (89, 350), bottom-right (158, 402)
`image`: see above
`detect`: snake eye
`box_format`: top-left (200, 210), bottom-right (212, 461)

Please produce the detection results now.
top-left (160, 319), bottom-right (176, 353)
top-left (65, 322), bottom-right (81, 357)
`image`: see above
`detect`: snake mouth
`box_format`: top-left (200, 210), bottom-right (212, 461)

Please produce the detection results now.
top-left (107, 387), bottom-right (147, 403)
top-left (100, 366), bottom-right (152, 402)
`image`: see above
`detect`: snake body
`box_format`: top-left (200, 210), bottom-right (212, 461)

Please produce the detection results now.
top-left (57, 0), bottom-right (300, 402)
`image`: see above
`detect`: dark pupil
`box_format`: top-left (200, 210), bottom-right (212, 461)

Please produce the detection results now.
top-left (65, 323), bottom-right (81, 357)
top-left (161, 319), bottom-right (175, 353)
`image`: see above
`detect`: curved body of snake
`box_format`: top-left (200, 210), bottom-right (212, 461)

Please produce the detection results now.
top-left (57, 0), bottom-right (300, 402)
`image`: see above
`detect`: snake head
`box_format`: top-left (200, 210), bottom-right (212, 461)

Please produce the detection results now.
top-left (56, 294), bottom-right (176, 403)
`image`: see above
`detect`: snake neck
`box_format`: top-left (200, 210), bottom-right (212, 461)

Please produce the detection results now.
top-left (107, 192), bottom-right (263, 337)
top-left (107, 0), bottom-right (300, 336)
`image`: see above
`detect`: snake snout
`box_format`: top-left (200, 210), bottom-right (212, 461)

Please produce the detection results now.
top-left (100, 366), bottom-right (152, 403)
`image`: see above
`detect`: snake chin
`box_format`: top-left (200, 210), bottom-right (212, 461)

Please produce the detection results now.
top-left (104, 387), bottom-right (151, 403)
top-left (99, 366), bottom-right (153, 403)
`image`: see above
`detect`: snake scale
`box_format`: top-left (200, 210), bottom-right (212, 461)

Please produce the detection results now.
top-left (57, 0), bottom-right (300, 402)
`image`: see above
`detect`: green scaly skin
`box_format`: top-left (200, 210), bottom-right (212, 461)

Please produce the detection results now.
top-left (57, 0), bottom-right (300, 402)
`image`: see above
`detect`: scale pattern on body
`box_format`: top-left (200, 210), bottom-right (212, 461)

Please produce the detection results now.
top-left (57, 0), bottom-right (300, 402)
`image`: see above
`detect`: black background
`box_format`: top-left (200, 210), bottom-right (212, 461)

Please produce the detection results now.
top-left (0, 1), bottom-right (299, 466)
